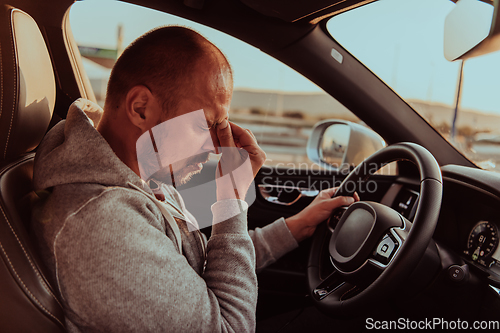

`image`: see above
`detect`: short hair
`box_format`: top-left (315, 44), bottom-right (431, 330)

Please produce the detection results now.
top-left (105, 26), bottom-right (230, 115)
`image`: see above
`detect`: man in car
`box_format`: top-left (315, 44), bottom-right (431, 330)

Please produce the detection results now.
top-left (32, 26), bottom-right (356, 332)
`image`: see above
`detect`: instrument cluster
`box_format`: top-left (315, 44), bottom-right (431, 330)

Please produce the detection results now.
top-left (463, 220), bottom-right (500, 270)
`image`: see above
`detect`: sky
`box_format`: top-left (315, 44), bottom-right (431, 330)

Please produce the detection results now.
top-left (69, 0), bottom-right (500, 115)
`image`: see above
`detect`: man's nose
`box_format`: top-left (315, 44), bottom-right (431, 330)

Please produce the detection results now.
top-left (207, 129), bottom-right (220, 153)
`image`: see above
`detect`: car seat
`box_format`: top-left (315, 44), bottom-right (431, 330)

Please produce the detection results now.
top-left (0, 4), bottom-right (66, 332)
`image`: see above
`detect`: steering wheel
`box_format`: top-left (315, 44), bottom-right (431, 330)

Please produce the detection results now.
top-left (307, 142), bottom-right (442, 317)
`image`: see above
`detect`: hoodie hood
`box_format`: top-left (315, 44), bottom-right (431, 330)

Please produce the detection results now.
top-left (33, 99), bottom-right (146, 192)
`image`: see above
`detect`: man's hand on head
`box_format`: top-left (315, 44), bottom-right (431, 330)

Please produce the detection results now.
top-left (285, 187), bottom-right (360, 242)
top-left (215, 119), bottom-right (266, 201)
top-left (217, 120), bottom-right (266, 177)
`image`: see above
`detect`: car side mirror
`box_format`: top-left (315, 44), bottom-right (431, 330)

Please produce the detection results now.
top-left (307, 120), bottom-right (385, 171)
top-left (444, 0), bottom-right (499, 61)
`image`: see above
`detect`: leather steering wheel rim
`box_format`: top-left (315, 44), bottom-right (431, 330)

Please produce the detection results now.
top-left (307, 142), bottom-right (442, 317)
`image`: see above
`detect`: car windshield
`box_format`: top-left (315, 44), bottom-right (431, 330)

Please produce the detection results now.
top-left (327, 0), bottom-right (500, 173)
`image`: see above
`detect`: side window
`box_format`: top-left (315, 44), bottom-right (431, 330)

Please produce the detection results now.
top-left (69, 0), bottom-right (361, 170)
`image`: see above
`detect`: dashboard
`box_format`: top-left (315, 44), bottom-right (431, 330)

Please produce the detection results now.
top-left (439, 165), bottom-right (500, 286)
top-left (390, 164), bottom-right (500, 287)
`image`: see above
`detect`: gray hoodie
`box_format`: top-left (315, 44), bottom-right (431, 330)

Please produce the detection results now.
top-left (32, 99), bottom-right (298, 333)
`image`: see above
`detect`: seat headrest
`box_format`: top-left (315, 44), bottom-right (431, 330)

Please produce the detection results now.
top-left (0, 5), bottom-right (55, 161)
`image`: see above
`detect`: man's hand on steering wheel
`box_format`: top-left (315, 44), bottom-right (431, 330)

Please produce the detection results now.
top-left (286, 187), bottom-right (359, 242)
top-left (307, 142), bottom-right (442, 318)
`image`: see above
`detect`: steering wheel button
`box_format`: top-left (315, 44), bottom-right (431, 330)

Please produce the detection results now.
top-left (447, 265), bottom-right (466, 282)
top-left (376, 235), bottom-right (396, 259)
top-left (314, 289), bottom-right (328, 298)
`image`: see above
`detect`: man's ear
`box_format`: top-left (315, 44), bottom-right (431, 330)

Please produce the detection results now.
top-left (124, 85), bottom-right (160, 132)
